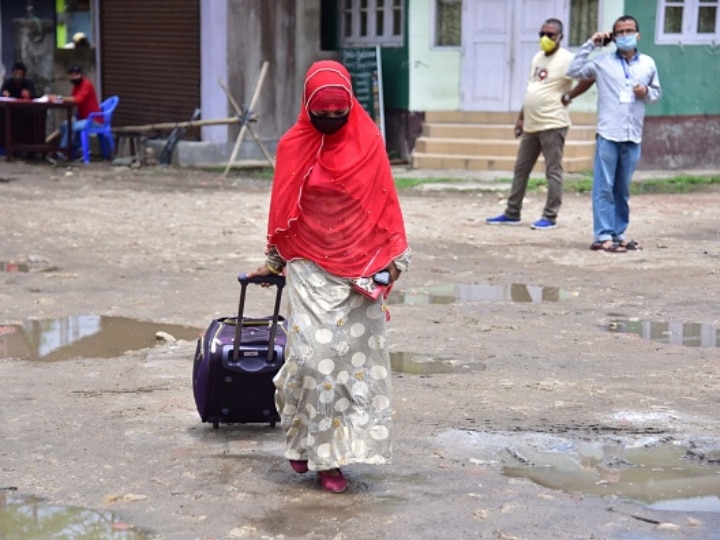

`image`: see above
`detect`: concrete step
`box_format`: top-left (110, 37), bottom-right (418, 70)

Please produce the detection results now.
top-left (411, 152), bottom-right (593, 173)
top-left (425, 110), bottom-right (598, 125)
top-left (413, 110), bottom-right (597, 172)
top-left (422, 123), bottom-right (597, 141)
top-left (414, 137), bottom-right (596, 158)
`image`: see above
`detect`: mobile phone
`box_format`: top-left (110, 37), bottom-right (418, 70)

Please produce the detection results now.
top-left (373, 271), bottom-right (390, 285)
top-left (602, 33), bottom-right (614, 46)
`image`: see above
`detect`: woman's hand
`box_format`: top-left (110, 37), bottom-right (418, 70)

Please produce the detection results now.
top-left (247, 264), bottom-right (273, 279)
top-left (387, 261), bottom-right (401, 282)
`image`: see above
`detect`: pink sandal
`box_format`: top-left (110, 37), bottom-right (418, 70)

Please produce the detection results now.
top-left (289, 460), bottom-right (308, 474)
top-left (317, 469), bottom-right (347, 493)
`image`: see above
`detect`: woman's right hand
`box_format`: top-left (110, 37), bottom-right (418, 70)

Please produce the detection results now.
top-left (246, 264), bottom-right (273, 279)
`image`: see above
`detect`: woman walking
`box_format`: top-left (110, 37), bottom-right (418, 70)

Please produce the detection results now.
top-left (249, 60), bottom-right (411, 493)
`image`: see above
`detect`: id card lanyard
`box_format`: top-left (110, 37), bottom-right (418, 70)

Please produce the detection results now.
top-left (621, 56), bottom-right (631, 85)
top-left (619, 56), bottom-right (634, 103)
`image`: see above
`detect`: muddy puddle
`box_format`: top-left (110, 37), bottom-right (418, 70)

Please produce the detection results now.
top-left (609, 318), bottom-right (720, 348)
top-left (390, 351), bottom-right (485, 375)
top-left (0, 315), bottom-right (202, 361)
top-left (0, 258), bottom-right (58, 273)
top-left (436, 430), bottom-right (720, 513)
top-left (0, 490), bottom-right (148, 539)
top-left (389, 282), bottom-right (578, 305)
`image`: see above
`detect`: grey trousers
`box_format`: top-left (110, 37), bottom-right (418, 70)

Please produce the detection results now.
top-left (504, 127), bottom-right (568, 222)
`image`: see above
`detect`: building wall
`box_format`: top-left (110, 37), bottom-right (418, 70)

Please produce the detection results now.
top-left (225, 0), bottom-right (326, 159)
top-left (401, 0), bottom-right (628, 114)
top-left (200, 1), bottom-right (228, 145)
top-left (407, 0), bottom-right (460, 112)
top-left (632, 2), bottom-right (720, 117)
top-left (0, 1), bottom-right (3, 77)
top-left (1, 0), bottom-right (55, 75)
top-left (629, 3), bottom-right (720, 168)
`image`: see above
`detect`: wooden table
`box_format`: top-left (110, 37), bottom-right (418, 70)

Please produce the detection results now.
top-left (0, 98), bottom-right (74, 160)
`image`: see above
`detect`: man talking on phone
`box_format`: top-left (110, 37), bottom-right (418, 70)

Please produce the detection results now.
top-left (567, 14), bottom-right (662, 253)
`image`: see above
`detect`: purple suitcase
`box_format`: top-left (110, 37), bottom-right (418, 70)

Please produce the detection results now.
top-left (193, 273), bottom-right (286, 428)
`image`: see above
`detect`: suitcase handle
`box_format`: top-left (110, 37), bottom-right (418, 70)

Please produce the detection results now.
top-left (237, 273), bottom-right (285, 288)
top-left (233, 272), bottom-right (285, 363)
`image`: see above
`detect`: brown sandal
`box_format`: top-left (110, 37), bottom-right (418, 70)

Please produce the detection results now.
top-left (619, 239), bottom-right (641, 250)
top-left (590, 240), bottom-right (626, 253)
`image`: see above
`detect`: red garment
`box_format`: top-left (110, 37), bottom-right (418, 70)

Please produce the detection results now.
top-left (72, 78), bottom-right (100, 121)
top-left (267, 60), bottom-right (407, 279)
top-left (308, 86), bottom-right (351, 111)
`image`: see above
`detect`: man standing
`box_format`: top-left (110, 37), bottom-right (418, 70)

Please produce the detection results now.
top-left (567, 15), bottom-right (661, 252)
top-left (487, 18), bottom-right (594, 230)
top-left (1, 62), bottom-right (37, 99)
top-left (49, 64), bottom-right (101, 160)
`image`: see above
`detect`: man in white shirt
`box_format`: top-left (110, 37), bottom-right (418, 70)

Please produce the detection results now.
top-left (567, 14), bottom-right (661, 252)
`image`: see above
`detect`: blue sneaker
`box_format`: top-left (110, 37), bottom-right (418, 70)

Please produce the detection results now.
top-left (486, 214), bottom-right (521, 226)
top-left (531, 218), bottom-right (557, 230)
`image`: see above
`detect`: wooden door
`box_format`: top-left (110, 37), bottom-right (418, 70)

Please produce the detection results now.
top-left (461, 0), bottom-right (569, 111)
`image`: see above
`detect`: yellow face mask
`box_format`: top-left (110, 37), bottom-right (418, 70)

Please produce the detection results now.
top-left (540, 35), bottom-right (557, 52)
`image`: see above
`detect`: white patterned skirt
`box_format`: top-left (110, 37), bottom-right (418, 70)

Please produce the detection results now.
top-left (273, 259), bottom-right (394, 471)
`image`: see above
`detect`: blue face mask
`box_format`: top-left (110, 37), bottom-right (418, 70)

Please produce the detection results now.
top-left (615, 34), bottom-right (637, 52)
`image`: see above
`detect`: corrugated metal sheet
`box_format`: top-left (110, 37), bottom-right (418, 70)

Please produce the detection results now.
top-left (99, 1), bottom-right (200, 137)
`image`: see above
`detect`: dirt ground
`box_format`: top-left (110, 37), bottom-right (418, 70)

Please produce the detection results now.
top-left (1, 161), bottom-right (719, 540)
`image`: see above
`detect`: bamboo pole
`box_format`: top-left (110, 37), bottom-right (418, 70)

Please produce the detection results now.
top-left (224, 61), bottom-right (270, 176)
top-left (111, 116), bottom-right (256, 135)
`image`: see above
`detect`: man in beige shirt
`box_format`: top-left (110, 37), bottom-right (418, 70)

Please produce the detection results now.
top-left (487, 18), bottom-right (594, 229)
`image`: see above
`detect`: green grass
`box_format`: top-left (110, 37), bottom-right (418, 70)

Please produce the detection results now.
top-left (393, 176), bottom-right (462, 189)
top-left (631, 174), bottom-right (720, 194)
top-left (191, 166), bottom-right (720, 195)
top-left (542, 174), bottom-right (720, 194)
top-left (394, 174), bottom-right (720, 195)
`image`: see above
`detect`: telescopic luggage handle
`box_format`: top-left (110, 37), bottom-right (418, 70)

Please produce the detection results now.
top-left (233, 273), bottom-right (286, 363)
top-left (237, 274), bottom-right (286, 287)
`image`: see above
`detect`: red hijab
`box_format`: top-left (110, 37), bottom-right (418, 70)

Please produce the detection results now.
top-left (267, 60), bottom-right (408, 279)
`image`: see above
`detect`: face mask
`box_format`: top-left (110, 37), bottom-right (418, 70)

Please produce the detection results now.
top-left (615, 34), bottom-right (637, 52)
top-left (70, 78), bottom-right (82, 86)
top-left (309, 112), bottom-right (348, 135)
top-left (539, 35), bottom-right (557, 53)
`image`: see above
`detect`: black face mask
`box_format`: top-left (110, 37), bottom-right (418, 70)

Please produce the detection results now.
top-left (70, 78), bottom-right (82, 86)
top-left (309, 112), bottom-right (349, 135)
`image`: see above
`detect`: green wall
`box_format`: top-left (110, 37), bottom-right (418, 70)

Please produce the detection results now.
top-left (380, 46), bottom-right (409, 110)
top-left (632, 3), bottom-right (720, 116)
top-left (320, 0), bottom-right (409, 110)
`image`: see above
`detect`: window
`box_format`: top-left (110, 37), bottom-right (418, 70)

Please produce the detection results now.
top-left (657, 0), bottom-right (720, 43)
top-left (434, 0), bottom-right (461, 47)
top-left (569, 0), bottom-right (598, 47)
top-left (339, 0), bottom-right (404, 46)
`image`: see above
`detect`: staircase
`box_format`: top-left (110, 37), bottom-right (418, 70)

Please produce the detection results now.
top-left (412, 111), bottom-right (597, 173)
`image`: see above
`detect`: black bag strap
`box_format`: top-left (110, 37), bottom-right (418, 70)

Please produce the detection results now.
top-left (233, 273), bottom-right (286, 362)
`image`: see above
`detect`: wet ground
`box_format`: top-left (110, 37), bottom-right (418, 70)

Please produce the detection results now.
top-left (1, 161), bottom-right (720, 539)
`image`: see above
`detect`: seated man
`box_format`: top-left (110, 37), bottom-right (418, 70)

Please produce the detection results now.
top-left (49, 64), bottom-right (101, 159)
top-left (1, 62), bottom-right (37, 99)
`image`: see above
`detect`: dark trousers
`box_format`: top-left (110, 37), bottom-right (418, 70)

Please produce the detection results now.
top-left (504, 127), bottom-right (567, 222)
